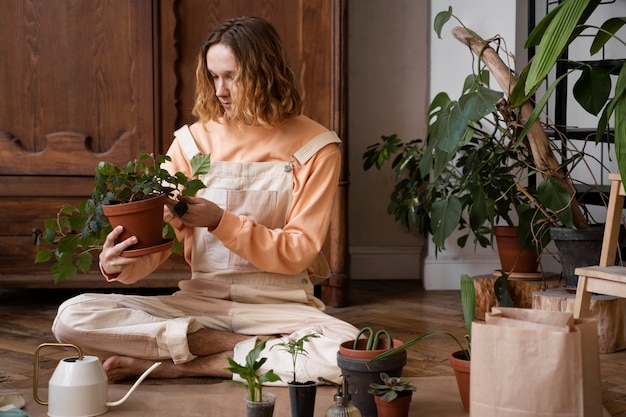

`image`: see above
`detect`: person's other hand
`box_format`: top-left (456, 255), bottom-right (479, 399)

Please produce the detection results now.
top-left (99, 225), bottom-right (139, 275)
top-left (167, 196), bottom-right (224, 230)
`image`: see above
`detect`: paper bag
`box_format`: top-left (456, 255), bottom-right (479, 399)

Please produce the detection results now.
top-left (470, 307), bottom-right (603, 417)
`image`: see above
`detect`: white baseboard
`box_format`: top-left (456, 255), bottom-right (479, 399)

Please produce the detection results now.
top-left (422, 254), bottom-right (500, 290)
top-left (349, 246), bottom-right (423, 280)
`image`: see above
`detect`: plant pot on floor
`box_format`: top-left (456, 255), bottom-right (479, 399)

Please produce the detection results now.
top-left (550, 226), bottom-right (605, 289)
top-left (102, 193), bottom-right (170, 256)
top-left (374, 393), bottom-right (412, 417)
top-left (449, 350), bottom-right (470, 413)
top-left (245, 393), bottom-right (277, 417)
top-left (494, 226), bottom-right (538, 274)
top-left (337, 339), bottom-right (407, 417)
top-left (288, 381), bottom-right (317, 417)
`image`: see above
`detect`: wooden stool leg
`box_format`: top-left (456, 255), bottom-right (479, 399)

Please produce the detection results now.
top-left (573, 275), bottom-right (592, 318)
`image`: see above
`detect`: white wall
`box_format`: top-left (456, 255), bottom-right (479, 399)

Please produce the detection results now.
top-left (347, 0), bottom-right (429, 281)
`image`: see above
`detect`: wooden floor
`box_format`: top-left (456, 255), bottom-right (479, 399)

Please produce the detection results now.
top-left (2, 280), bottom-right (626, 415)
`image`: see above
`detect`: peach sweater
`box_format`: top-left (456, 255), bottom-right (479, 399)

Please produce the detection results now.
top-left (108, 115), bottom-right (341, 285)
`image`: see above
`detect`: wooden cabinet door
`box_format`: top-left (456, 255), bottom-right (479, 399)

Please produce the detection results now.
top-left (0, 0), bottom-right (347, 298)
top-left (0, 1), bottom-right (156, 287)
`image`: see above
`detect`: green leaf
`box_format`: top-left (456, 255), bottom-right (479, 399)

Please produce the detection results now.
top-left (573, 67), bottom-right (611, 115)
top-left (458, 86), bottom-right (503, 120)
top-left (433, 103), bottom-right (470, 153)
top-left (614, 66), bottom-right (626, 185)
top-left (468, 187), bottom-right (488, 231)
top-left (537, 177), bottom-right (575, 228)
top-left (174, 200), bottom-right (189, 217)
top-left (190, 154), bottom-right (212, 177)
top-left (431, 196), bottom-right (462, 250)
top-left (76, 251), bottom-right (93, 273)
top-left (35, 249), bottom-right (53, 263)
top-left (460, 273), bottom-right (475, 337)
top-left (433, 6), bottom-right (453, 39)
top-left (525, 0), bottom-right (590, 95)
top-left (517, 70), bottom-right (572, 144)
top-left (494, 273), bottom-right (514, 307)
top-left (590, 17), bottom-right (626, 55)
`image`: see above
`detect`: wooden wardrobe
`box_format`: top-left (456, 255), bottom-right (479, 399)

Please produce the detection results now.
top-left (0, 0), bottom-right (350, 306)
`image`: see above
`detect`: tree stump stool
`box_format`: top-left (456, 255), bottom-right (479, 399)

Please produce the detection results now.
top-left (533, 288), bottom-right (626, 353)
top-left (472, 273), bottom-right (562, 320)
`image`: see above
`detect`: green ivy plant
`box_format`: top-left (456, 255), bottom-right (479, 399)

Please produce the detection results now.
top-left (225, 338), bottom-right (282, 403)
top-left (35, 152), bottom-right (211, 283)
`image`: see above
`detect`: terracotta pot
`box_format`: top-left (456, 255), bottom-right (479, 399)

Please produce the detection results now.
top-left (449, 350), bottom-right (470, 413)
top-left (493, 226), bottom-right (538, 274)
top-left (102, 193), bottom-right (166, 251)
top-left (338, 338), bottom-right (405, 359)
top-left (374, 393), bottom-right (412, 417)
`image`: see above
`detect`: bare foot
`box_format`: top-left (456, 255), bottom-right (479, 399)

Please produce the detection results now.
top-left (103, 356), bottom-right (168, 382)
top-left (102, 354), bottom-right (232, 382)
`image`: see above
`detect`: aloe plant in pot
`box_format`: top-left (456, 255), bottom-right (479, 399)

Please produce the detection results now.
top-left (35, 152), bottom-right (211, 284)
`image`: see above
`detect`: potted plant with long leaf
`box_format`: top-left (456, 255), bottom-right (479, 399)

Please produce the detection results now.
top-left (225, 338), bottom-right (282, 417)
top-left (35, 152), bottom-right (211, 284)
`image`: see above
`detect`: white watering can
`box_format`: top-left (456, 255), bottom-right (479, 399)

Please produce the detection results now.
top-left (33, 343), bottom-right (161, 417)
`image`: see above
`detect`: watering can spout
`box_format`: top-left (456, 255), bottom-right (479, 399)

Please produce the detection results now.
top-left (106, 361), bottom-right (161, 406)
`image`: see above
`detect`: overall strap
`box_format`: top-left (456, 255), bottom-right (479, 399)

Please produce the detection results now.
top-left (293, 131), bottom-right (341, 166)
top-left (174, 125), bottom-right (202, 161)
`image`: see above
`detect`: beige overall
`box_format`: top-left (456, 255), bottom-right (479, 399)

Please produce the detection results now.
top-left (53, 125), bottom-right (358, 384)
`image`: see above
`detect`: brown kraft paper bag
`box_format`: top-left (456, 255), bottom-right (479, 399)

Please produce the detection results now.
top-left (470, 307), bottom-right (603, 417)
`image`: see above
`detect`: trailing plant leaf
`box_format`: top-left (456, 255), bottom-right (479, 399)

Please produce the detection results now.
top-left (35, 152), bottom-right (211, 283)
top-left (434, 6), bottom-right (453, 39)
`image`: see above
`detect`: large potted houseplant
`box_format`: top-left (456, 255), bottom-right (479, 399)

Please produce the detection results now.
top-left (364, 1), bottom-right (625, 284)
top-left (225, 338), bottom-right (283, 417)
top-left (337, 328), bottom-right (406, 417)
top-left (368, 373), bottom-right (416, 417)
top-left (35, 152), bottom-right (211, 284)
top-left (272, 333), bottom-right (320, 417)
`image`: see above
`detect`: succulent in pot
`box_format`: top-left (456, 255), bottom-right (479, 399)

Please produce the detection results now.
top-left (368, 372), bottom-right (416, 402)
top-left (35, 152), bottom-right (211, 284)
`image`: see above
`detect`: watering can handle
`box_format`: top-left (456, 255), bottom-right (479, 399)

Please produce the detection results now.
top-left (106, 362), bottom-right (161, 407)
top-left (33, 343), bottom-right (84, 406)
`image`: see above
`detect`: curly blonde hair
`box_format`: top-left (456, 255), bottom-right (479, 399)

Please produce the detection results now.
top-left (193, 16), bottom-right (303, 128)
